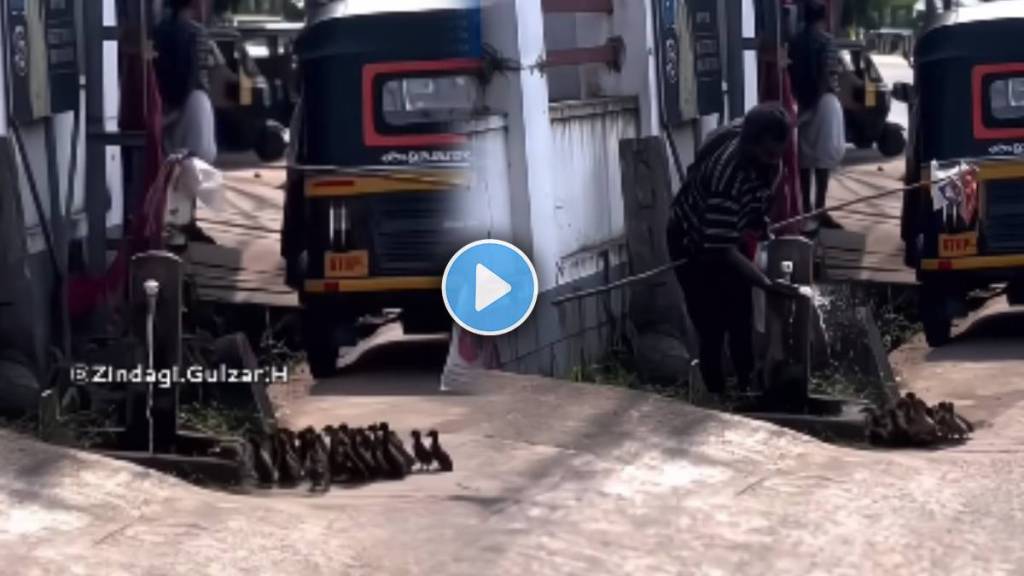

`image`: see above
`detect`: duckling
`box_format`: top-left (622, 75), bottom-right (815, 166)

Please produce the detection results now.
top-left (861, 406), bottom-right (890, 446)
top-left (937, 402), bottom-right (972, 439)
top-left (374, 428), bottom-right (408, 480)
top-left (410, 429), bottom-right (433, 471)
top-left (275, 429), bottom-right (305, 486)
top-left (248, 432), bottom-right (278, 486)
top-left (426, 429), bottom-right (453, 472)
top-left (363, 428), bottom-right (393, 477)
top-left (379, 422), bottom-right (416, 473)
top-left (305, 431), bottom-right (332, 493)
top-left (947, 401), bottom-right (974, 434)
top-left (904, 393), bottom-right (938, 445)
top-left (352, 429), bottom-right (381, 480)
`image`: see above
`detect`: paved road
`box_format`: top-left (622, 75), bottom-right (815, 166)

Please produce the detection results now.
top-left (3, 303), bottom-right (1024, 575)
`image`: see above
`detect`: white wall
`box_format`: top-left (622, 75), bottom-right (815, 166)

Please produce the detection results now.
top-left (464, 114), bottom-right (513, 242)
top-left (549, 98), bottom-right (637, 258)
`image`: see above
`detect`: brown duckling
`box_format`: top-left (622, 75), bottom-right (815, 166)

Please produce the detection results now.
top-left (427, 429), bottom-right (453, 472)
top-left (410, 429), bottom-right (433, 471)
top-left (275, 429), bottom-right (305, 486)
top-left (305, 431), bottom-right (332, 493)
top-left (379, 422), bottom-right (415, 473)
top-left (248, 432), bottom-right (278, 486)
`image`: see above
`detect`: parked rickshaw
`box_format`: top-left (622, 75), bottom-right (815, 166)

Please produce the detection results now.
top-left (283, 2), bottom-right (484, 376)
top-left (896, 4), bottom-right (1024, 346)
top-left (207, 20), bottom-right (301, 161)
top-left (836, 40), bottom-right (905, 157)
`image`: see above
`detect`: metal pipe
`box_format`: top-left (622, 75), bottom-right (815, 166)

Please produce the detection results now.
top-left (144, 278), bottom-right (160, 454)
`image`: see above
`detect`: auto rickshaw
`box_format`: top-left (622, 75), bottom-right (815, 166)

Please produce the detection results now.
top-left (283, 1), bottom-right (484, 377)
top-left (896, 4), bottom-right (1024, 347)
top-left (206, 21), bottom-right (301, 162)
top-left (836, 40), bottom-right (905, 157)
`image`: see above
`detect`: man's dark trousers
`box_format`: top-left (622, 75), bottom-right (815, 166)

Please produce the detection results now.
top-left (671, 252), bottom-right (755, 394)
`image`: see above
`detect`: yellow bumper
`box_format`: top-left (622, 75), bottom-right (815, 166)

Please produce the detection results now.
top-left (304, 277), bottom-right (442, 293)
top-left (920, 255), bottom-right (1024, 271)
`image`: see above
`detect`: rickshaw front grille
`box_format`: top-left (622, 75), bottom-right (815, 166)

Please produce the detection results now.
top-left (370, 195), bottom-right (459, 276)
top-left (984, 179), bottom-right (1024, 252)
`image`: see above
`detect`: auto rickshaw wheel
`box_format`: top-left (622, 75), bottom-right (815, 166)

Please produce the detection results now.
top-left (877, 123), bottom-right (906, 158)
top-left (919, 282), bottom-right (952, 347)
top-left (402, 309), bottom-right (453, 335)
top-left (300, 298), bottom-right (357, 379)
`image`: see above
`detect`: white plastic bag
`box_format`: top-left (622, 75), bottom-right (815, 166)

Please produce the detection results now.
top-left (176, 157), bottom-right (225, 211)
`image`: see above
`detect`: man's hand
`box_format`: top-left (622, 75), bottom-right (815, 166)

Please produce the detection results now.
top-left (769, 279), bottom-right (811, 299)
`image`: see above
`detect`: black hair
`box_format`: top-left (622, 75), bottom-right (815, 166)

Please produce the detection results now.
top-left (740, 102), bottom-right (791, 150)
top-left (805, 0), bottom-right (827, 25)
top-left (170, 0), bottom-right (197, 14)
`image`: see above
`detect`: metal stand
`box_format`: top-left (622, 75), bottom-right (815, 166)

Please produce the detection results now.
top-left (128, 251), bottom-right (183, 453)
top-left (762, 237), bottom-right (814, 411)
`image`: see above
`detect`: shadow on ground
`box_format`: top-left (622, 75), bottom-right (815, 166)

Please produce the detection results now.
top-left (926, 308), bottom-right (1024, 363)
top-left (309, 337), bottom-right (450, 396)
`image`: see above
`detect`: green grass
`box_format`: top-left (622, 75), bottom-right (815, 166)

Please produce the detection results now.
top-left (179, 402), bottom-right (261, 438)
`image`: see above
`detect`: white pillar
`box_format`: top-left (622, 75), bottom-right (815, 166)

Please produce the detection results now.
top-left (481, 0), bottom-right (559, 291)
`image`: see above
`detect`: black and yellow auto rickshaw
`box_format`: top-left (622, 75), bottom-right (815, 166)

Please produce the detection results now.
top-left (897, 4), bottom-right (1024, 347)
top-left (836, 40), bottom-right (905, 157)
top-left (283, 2), bottom-right (483, 376)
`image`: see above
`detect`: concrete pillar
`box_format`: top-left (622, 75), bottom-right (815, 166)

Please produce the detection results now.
top-left (481, 0), bottom-right (559, 291)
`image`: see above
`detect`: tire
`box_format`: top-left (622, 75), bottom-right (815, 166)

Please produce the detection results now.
top-left (877, 123), bottom-right (906, 158)
top-left (401, 309), bottom-right (452, 335)
top-left (302, 305), bottom-right (338, 379)
top-left (255, 120), bottom-right (288, 163)
top-left (919, 283), bottom-right (952, 348)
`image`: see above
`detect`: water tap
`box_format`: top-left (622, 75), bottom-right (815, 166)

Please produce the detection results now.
top-left (144, 279), bottom-right (160, 370)
top-left (780, 261), bottom-right (794, 284)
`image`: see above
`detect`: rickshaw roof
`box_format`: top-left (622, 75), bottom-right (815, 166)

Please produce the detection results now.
top-left (308, 0), bottom-right (477, 25)
top-left (929, 1), bottom-right (1024, 27)
top-left (917, 4), bottom-right (1024, 63)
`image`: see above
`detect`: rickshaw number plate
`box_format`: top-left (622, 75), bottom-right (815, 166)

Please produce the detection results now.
top-left (325, 251), bottom-right (369, 278)
top-left (939, 232), bottom-right (978, 258)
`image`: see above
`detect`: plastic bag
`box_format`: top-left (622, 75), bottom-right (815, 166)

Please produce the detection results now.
top-left (175, 157), bottom-right (225, 211)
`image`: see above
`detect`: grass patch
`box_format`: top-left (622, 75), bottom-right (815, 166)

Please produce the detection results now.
top-left (179, 402), bottom-right (262, 438)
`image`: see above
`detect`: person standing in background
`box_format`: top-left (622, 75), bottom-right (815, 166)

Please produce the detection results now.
top-left (154, 0), bottom-right (218, 164)
top-left (788, 0), bottom-right (845, 230)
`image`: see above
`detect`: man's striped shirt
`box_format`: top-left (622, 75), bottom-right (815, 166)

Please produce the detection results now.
top-left (668, 123), bottom-right (779, 259)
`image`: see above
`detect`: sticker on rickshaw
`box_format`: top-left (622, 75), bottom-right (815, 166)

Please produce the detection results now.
top-left (987, 142), bottom-right (1024, 156)
top-left (381, 150), bottom-right (472, 165)
top-left (939, 232), bottom-right (978, 258)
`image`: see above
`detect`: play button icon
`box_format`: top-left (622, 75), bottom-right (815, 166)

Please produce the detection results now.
top-left (475, 264), bottom-right (511, 311)
top-left (443, 239), bottom-right (539, 336)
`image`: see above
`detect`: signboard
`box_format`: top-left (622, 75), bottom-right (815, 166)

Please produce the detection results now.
top-left (5, 0), bottom-right (79, 123)
top-left (656, 0), bottom-right (685, 126)
top-left (689, 0), bottom-right (723, 116)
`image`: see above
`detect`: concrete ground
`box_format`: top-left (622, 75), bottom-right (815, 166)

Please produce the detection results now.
top-left (2, 296), bottom-right (1023, 575)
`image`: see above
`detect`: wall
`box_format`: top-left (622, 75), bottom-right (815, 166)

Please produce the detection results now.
top-left (0, 0), bottom-right (123, 406)
top-left (548, 97), bottom-right (636, 270)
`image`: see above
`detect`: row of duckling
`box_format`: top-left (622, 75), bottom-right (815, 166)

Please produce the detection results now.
top-left (247, 422), bottom-right (452, 492)
top-left (862, 392), bottom-right (974, 447)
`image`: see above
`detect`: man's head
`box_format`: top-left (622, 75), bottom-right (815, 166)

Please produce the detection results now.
top-left (740, 103), bottom-right (791, 166)
top-left (170, 0), bottom-right (200, 14)
top-left (805, 0), bottom-right (827, 29)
